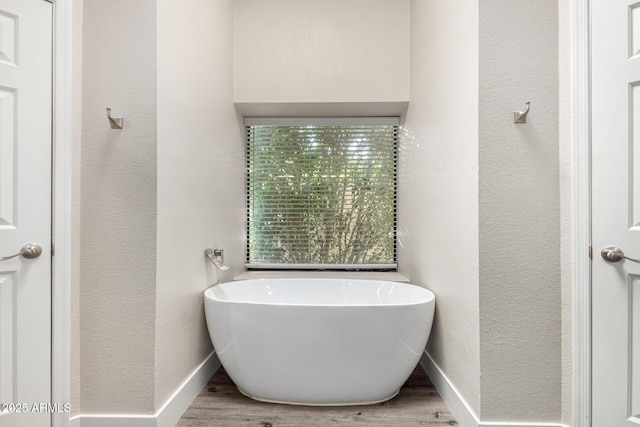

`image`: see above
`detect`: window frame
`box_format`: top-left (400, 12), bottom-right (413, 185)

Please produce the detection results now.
top-left (245, 117), bottom-right (399, 271)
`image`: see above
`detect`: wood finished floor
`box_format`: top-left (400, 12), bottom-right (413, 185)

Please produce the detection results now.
top-left (177, 367), bottom-right (458, 426)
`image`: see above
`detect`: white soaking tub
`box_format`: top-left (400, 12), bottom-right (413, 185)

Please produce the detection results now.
top-left (203, 278), bottom-right (435, 406)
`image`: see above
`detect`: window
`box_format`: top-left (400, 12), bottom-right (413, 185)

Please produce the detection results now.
top-left (246, 117), bottom-right (398, 270)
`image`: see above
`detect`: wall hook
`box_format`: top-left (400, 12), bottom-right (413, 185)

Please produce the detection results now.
top-left (106, 108), bottom-right (124, 129)
top-left (514, 102), bottom-right (530, 124)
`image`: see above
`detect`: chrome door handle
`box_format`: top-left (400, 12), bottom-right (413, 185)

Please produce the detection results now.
top-left (601, 246), bottom-right (640, 263)
top-left (0, 243), bottom-right (43, 261)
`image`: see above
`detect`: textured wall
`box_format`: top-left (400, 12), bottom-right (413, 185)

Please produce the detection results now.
top-left (80, 0), bottom-right (247, 414)
top-left (558, 0), bottom-right (573, 423)
top-left (155, 0), bottom-right (245, 409)
top-left (80, 0), bottom-right (157, 414)
top-left (400, 0), bottom-right (480, 416)
top-left (402, 0), bottom-right (563, 422)
top-left (70, 0), bottom-right (83, 416)
top-left (478, 0), bottom-right (561, 421)
top-left (233, 0), bottom-right (409, 105)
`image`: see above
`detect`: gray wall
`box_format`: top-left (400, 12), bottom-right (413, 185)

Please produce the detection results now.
top-left (558, 1), bottom-right (574, 424)
top-left (401, 0), bottom-right (563, 423)
top-left (70, 0), bottom-right (83, 416)
top-left (155, 0), bottom-right (245, 408)
top-left (478, 0), bottom-right (561, 421)
top-left (79, 0), bottom-right (245, 414)
top-left (80, 0), bottom-right (157, 413)
top-left (234, 0), bottom-right (409, 105)
top-left (400, 0), bottom-right (481, 416)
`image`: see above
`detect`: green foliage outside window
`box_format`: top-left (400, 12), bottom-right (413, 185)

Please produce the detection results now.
top-left (247, 123), bottom-right (396, 268)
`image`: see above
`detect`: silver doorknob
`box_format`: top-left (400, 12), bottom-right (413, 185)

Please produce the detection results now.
top-left (0, 243), bottom-right (43, 262)
top-left (601, 246), bottom-right (640, 263)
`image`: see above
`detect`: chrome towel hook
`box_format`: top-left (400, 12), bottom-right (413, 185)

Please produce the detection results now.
top-left (514, 102), bottom-right (530, 124)
top-left (106, 108), bottom-right (124, 129)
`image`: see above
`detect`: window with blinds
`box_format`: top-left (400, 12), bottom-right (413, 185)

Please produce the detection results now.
top-left (246, 117), bottom-right (398, 270)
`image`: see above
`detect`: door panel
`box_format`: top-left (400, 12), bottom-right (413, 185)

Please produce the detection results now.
top-left (0, 0), bottom-right (52, 426)
top-left (592, 0), bottom-right (640, 425)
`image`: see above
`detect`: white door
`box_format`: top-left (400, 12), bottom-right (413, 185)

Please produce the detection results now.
top-left (593, 0), bottom-right (640, 425)
top-left (0, 0), bottom-right (52, 426)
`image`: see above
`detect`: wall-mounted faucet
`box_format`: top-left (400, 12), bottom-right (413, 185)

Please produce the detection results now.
top-left (205, 248), bottom-right (229, 271)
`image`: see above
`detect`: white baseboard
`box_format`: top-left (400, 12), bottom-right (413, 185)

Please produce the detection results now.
top-left (419, 351), bottom-right (568, 427)
top-left (69, 414), bottom-right (156, 427)
top-left (419, 351), bottom-right (480, 427)
top-left (70, 352), bottom-right (220, 427)
top-left (156, 352), bottom-right (221, 427)
top-left (482, 424), bottom-right (569, 427)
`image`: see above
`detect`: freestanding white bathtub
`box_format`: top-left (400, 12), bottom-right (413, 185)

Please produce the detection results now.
top-left (203, 278), bottom-right (435, 406)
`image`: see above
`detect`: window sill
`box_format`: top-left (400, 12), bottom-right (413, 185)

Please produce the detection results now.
top-left (233, 270), bottom-right (410, 283)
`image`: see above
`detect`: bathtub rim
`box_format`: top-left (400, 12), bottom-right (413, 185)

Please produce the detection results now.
top-left (204, 278), bottom-right (435, 308)
top-left (233, 270), bottom-right (409, 282)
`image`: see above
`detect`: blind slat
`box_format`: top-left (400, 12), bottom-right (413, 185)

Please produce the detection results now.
top-left (246, 120), bottom-right (397, 268)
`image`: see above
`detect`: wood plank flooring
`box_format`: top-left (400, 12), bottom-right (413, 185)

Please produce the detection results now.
top-left (178, 367), bottom-right (458, 426)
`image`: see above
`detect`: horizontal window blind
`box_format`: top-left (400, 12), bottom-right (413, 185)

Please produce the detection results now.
top-left (246, 118), bottom-right (398, 270)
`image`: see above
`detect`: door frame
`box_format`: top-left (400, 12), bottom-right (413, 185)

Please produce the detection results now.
top-left (50, 0), bottom-right (73, 426)
top-left (573, 0), bottom-right (592, 426)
